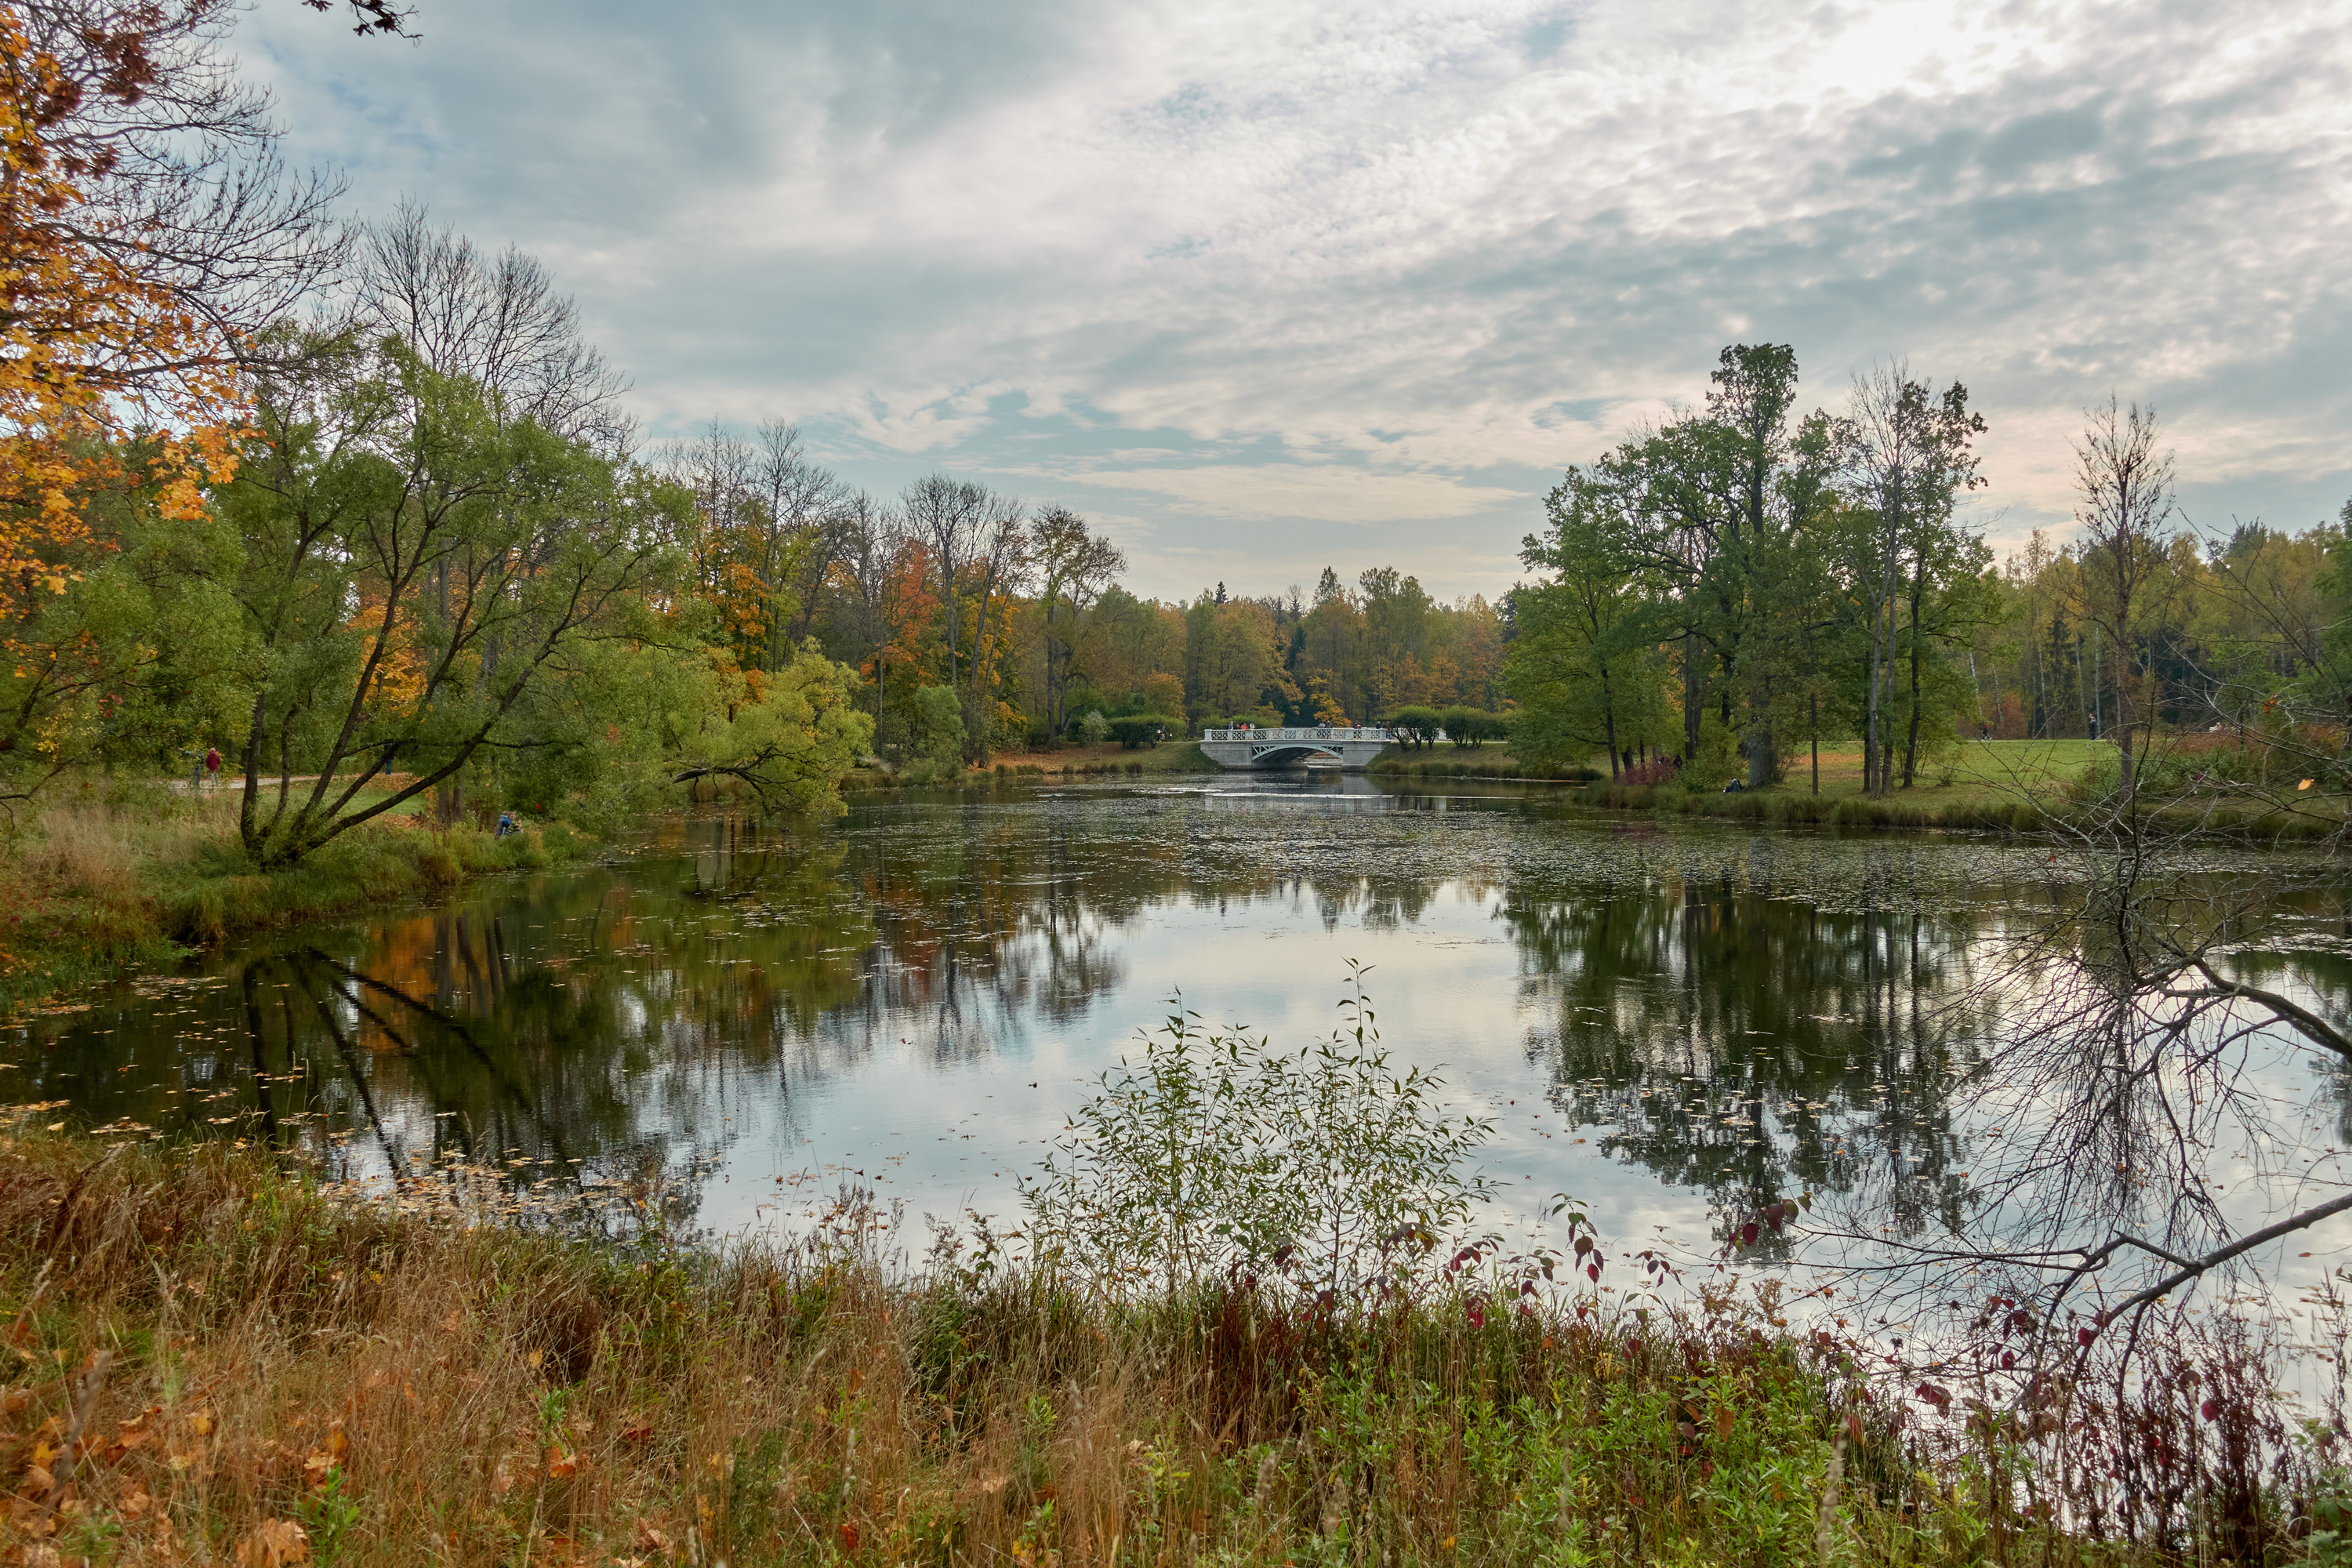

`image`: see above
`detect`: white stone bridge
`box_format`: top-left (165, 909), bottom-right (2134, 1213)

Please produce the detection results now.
top-left (1197, 726), bottom-right (1397, 771)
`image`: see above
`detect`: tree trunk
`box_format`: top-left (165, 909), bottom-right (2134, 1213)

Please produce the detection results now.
top-left (1745, 670), bottom-right (1777, 788)
top-left (1866, 601), bottom-right (1885, 797)
top-left (2113, 581), bottom-right (2137, 802)
top-left (1682, 635), bottom-right (1701, 762)
top-left (1901, 572), bottom-right (1924, 788)
top-left (1043, 593), bottom-right (1060, 738)
top-left (1601, 659), bottom-right (1619, 780)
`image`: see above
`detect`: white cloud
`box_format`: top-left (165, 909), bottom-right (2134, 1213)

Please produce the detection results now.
top-left (1072, 463), bottom-right (1523, 524)
top-left (241, 0), bottom-right (2352, 597)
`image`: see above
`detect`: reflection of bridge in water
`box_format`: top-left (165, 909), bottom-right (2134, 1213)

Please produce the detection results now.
top-left (1197, 726), bottom-right (1397, 770)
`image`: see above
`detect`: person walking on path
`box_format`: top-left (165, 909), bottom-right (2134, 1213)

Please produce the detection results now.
top-left (203, 745), bottom-right (221, 786)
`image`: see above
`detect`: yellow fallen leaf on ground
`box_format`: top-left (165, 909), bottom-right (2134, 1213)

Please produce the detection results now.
top-left (234, 1519), bottom-right (310, 1566)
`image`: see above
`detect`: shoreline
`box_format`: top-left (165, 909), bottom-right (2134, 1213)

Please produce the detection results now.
top-left (0, 797), bottom-right (583, 1014)
top-left (1371, 752), bottom-right (2346, 840)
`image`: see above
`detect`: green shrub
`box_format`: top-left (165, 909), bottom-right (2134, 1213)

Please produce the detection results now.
top-left (911, 684), bottom-right (967, 768)
top-left (1437, 706), bottom-right (1508, 747)
top-left (1383, 705), bottom-right (1444, 748)
top-left (1025, 968), bottom-right (1495, 1301)
top-left (1106, 713), bottom-right (1178, 748)
top-left (1678, 712), bottom-right (1740, 792)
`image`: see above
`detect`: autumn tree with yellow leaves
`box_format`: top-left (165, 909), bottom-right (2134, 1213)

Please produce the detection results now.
top-left (0, 0), bottom-right (339, 804)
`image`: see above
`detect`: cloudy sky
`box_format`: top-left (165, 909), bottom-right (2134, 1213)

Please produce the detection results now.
top-left (242, 0), bottom-right (2351, 602)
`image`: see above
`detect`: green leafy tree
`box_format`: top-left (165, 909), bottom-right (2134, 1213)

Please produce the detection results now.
top-left (1031, 506), bottom-right (1124, 742)
top-left (1508, 471), bottom-right (1672, 777)
top-left (907, 683), bottom-right (965, 769)
top-left (666, 642), bottom-right (874, 815)
top-left (213, 337), bottom-right (684, 866)
top-left (1383, 704), bottom-right (1442, 749)
top-left (1834, 365), bottom-right (1987, 795)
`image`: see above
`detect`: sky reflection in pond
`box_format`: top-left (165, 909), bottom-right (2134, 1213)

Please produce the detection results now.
top-left (11, 775), bottom-right (2352, 1308)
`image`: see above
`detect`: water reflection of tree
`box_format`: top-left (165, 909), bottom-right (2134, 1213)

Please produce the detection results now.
top-left (1507, 853), bottom-right (2002, 1249)
top-left (34, 800), bottom-right (1514, 1213)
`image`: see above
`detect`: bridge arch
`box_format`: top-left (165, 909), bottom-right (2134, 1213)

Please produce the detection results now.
top-left (1247, 743), bottom-right (1343, 767)
top-left (1196, 726), bottom-right (1398, 771)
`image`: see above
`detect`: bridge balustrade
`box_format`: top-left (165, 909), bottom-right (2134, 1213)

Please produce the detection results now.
top-left (1200, 727), bottom-right (1396, 743)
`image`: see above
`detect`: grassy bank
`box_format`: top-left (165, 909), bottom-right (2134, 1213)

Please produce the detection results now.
top-left (0, 1128), bottom-right (2306, 1568)
top-left (0, 785), bottom-right (580, 1012)
top-left (1375, 739), bottom-right (2349, 838)
top-left (1369, 746), bottom-right (1599, 783)
top-left (846, 742), bottom-right (1218, 791)
top-left (1033, 739), bottom-right (1218, 775)
top-left (1573, 741), bottom-right (2350, 838)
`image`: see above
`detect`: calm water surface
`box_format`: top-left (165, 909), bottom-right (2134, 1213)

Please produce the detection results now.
top-left (14, 773), bottom-right (2352, 1288)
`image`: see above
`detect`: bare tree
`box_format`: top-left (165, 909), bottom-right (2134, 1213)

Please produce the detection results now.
top-left (750, 422), bottom-right (850, 662)
top-left (831, 492), bottom-right (902, 731)
top-left (1773, 768), bottom-right (2352, 1475)
top-left (300, 0), bottom-right (413, 36)
top-left (900, 474), bottom-right (1029, 762)
top-left (352, 201), bottom-right (631, 450)
top-left (662, 422), bottom-right (756, 610)
top-left (2070, 398), bottom-right (2177, 803)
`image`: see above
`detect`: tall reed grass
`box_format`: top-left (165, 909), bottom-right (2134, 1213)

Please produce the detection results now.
top-left (0, 1131), bottom-right (2325, 1566)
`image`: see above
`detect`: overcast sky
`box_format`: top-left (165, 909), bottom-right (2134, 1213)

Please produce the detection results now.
top-left (243, 0), bottom-right (2352, 602)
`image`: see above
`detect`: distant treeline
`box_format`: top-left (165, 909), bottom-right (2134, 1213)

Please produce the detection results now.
top-left (659, 421), bottom-right (1508, 766)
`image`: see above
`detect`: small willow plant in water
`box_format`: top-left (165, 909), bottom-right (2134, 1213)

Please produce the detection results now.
top-left (1021, 963), bottom-right (1504, 1305)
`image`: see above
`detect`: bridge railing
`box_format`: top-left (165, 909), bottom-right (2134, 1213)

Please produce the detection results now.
top-left (1200, 727), bottom-right (1397, 743)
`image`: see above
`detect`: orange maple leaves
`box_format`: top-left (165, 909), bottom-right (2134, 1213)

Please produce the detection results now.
top-left (0, 2), bottom-right (245, 626)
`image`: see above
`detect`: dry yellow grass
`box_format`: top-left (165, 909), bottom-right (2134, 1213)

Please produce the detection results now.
top-left (0, 1131), bottom-right (2310, 1567)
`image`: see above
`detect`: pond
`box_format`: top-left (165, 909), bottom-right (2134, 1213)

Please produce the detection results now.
top-left (13, 772), bottom-right (2352, 1306)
